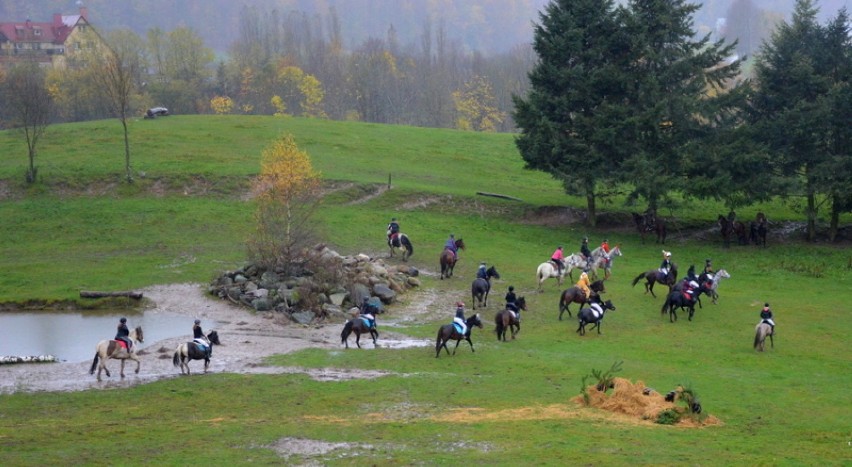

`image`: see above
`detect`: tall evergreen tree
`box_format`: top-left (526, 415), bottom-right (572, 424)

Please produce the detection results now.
top-left (513, 0), bottom-right (631, 225)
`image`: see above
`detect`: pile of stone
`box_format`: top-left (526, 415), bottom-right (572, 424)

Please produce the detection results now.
top-left (0, 355), bottom-right (56, 365)
top-left (209, 245), bottom-right (421, 324)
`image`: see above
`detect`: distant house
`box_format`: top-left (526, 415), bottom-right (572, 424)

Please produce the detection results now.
top-left (0, 6), bottom-right (103, 70)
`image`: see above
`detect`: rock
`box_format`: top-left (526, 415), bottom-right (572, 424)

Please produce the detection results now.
top-left (252, 298), bottom-right (271, 311)
top-left (407, 277), bottom-right (421, 287)
top-left (290, 310), bottom-right (316, 325)
top-left (373, 284), bottom-right (396, 304)
top-left (329, 292), bottom-right (348, 306)
top-left (407, 266), bottom-right (419, 277)
top-left (244, 281), bottom-right (258, 293)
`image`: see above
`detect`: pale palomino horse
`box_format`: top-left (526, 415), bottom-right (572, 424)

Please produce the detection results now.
top-left (588, 245), bottom-right (623, 280)
top-left (90, 326), bottom-right (144, 381)
top-left (536, 254), bottom-right (585, 290)
top-left (754, 322), bottom-right (774, 351)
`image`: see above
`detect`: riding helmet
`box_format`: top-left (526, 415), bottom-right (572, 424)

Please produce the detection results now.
top-left (194, 319), bottom-right (201, 324)
top-left (120, 317), bottom-right (127, 323)
top-left (391, 217), bottom-right (396, 221)
top-left (509, 286), bottom-right (514, 291)
top-left (456, 301), bottom-right (465, 308)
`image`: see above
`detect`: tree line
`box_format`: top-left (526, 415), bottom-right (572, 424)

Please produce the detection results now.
top-left (514, 0), bottom-right (851, 241)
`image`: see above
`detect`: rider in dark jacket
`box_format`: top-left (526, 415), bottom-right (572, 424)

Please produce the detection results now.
top-left (580, 237), bottom-right (592, 271)
top-left (386, 217), bottom-right (400, 244)
top-left (476, 262), bottom-right (488, 279)
top-left (760, 303), bottom-right (775, 334)
top-left (115, 317), bottom-right (132, 350)
top-left (192, 319), bottom-right (211, 358)
top-left (505, 286), bottom-right (518, 312)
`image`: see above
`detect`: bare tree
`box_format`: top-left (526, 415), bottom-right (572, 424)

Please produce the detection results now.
top-left (1, 63), bottom-right (53, 183)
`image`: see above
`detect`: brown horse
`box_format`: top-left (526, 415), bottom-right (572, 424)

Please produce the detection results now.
top-left (471, 265), bottom-right (500, 309)
top-left (495, 296), bottom-right (526, 341)
top-left (719, 215), bottom-right (748, 247)
top-left (435, 313), bottom-right (482, 357)
top-left (631, 264), bottom-right (677, 298)
top-left (633, 212), bottom-right (667, 244)
top-left (90, 326), bottom-right (144, 381)
top-left (341, 316), bottom-right (378, 349)
top-left (439, 238), bottom-right (465, 279)
top-left (750, 213), bottom-right (768, 247)
top-left (173, 330), bottom-right (221, 375)
top-left (557, 280), bottom-right (606, 320)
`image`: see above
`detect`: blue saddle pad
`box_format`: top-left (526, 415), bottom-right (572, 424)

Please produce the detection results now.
top-left (453, 322), bottom-right (464, 334)
top-left (359, 317), bottom-right (373, 328)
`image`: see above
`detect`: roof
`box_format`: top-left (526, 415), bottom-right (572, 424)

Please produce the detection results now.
top-left (0, 14), bottom-right (84, 46)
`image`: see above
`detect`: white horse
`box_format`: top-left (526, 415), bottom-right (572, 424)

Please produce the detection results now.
top-left (90, 326), bottom-right (144, 381)
top-left (588, 245), bottom-right (623, 280)
top-left (704, 268), bottom-right (730, 304)
top-left (536, 254), bottom-right (585, 290)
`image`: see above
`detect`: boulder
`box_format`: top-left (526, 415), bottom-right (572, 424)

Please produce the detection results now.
top-left (290, 310), bottom-right (316, 325)
top-left (373, 284), bottom-right (396, 304)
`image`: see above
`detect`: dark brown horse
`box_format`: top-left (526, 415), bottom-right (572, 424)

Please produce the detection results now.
top-left (435, 313), bottom-right (482, 358)
top-left (471, 265), bottom-right (500, 309)
top-left (557, 280), bottom-right (606, 320)
top-left (719, 215), bottom-right (748, 247)
top-left (633, 212), bottom-right (667, 244)
top-left (495, 296), bottom-right (526, 341)
top-left (631, 264), bottom-right (677, 298)
top-left (750, 212), bottom-right (768, 247)
top-left (439, 238), bottom-right (465, 279)
top-left (341, 316), bottom-right (378, 349)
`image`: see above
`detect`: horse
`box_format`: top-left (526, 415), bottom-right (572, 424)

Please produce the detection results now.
top-left (341, 316), bottom-right (379, 349)
top-left (588, 244), bottom-right (622, 280)
top-left (749, 215), bottom-right (768, 247)
top-left (89, 326), bottom-right (144, 381)
top-left (699, 268), bottom-right (730, 304)
top-left (660, 284), bottom-right (707, 322)
top-left (557, 280), bottom-right (607, 320)
top-left (173, 330), bottom-right (221, 375)
top-left (631, 264), bottom-right (678, 298)
top-left (633, 212), bottom-right (667, 244)
top-left (388, 232), bottom-right (414, 261)
top-left (471, 265), bottom-right (500, 309)
top-left (719, 215), bottom-right (748, 247)
top-left (495, 296), bottom-right (527, 342)
top-left (576, 299), bottom-right (616, 336)
top-left (535, 254), bottom-right (585, 290)
top-left (435, 313), bottom-right (483, 358)
top-left (439, 238), bottom-right (465, 279)
top-left (754, 322), bottom-right (774, 351)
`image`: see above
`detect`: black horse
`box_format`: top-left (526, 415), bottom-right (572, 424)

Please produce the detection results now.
top-left (660, 285), bottom-right (707, 322)
top-left (750, 215), bottom-right (768, 247)
top-left (173, 330), bottom-right (221, 375)
top-left (471, 266), bottom-right (500, 309)
top-left (341, 316), bottom-right (379, 349)
top-left (435, 313), bottom-right (483, 358)
top-left (576, 299), bottom-right (616, 336)
top-left (631, 264), bottom-right (678, 298)
top-left (495, 296), bottom-right (526, 342)
top-left (557, 280), bottom-right (606, 320)
top-left (632, 212), bottom-right (667, 244)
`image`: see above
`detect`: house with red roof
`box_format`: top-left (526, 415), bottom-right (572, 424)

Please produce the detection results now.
top-left (0, 6), bottom-right (103, 70)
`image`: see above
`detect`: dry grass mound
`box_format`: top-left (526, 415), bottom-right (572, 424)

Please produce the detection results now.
top-left (571, 377), bottom-right (722, 427)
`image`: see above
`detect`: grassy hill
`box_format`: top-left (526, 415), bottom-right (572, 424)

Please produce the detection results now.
top-left (0, 116), bottom-right (849, 464)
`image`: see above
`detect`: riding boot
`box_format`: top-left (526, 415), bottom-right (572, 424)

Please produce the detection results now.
top-left (770, 325), bottom-right (775, 336)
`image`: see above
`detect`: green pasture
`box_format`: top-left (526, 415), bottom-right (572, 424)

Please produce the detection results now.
top-left (0, 116), bottom-right (850, 465)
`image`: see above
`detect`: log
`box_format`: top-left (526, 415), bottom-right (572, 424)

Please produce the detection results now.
top-left (80, 291), bottom-right (144, 299)
top-left (476, 191), bottom-right (522, 201)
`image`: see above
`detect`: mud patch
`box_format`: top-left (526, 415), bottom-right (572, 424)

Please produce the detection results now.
top-left (269, 437), bottom-right (375, 461)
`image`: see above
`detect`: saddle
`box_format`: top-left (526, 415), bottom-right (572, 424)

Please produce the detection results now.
top-left (114, 338), bottom-right (131, 351)
top-left (388, 233), bottom-right (400, 247)
top-left (589, 303), bottom-right (604, 319)
top-left (452, 319), bottom-right (467, 335)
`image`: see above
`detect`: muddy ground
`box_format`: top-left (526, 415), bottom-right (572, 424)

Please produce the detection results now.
top-left (0, 282), bottom-right (450, 395)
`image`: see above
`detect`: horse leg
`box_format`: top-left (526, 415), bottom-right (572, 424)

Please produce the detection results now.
top-left (648, 281), bottom-right (656, 298)
top-left (769, 333), bottom-right (774, 348)
top-left (577, 321), bottom-right (585, 336)
top-left (355, 331), bottom-right (362, 349)
top-left (371, 329), bottom-right (378, 346)
top-left (465, 336), bottom-right (476, 353)
top-left (119, 358), bottom-right (126, 379)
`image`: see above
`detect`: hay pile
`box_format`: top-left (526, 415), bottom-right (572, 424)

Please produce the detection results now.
top-left (571, 377), bottom-right (721, 427)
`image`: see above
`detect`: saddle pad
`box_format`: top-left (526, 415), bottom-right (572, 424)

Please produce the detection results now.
top-left (452, 323), bottom-right (465, 334)
top-left (359, 317), bottom-right (372, 328)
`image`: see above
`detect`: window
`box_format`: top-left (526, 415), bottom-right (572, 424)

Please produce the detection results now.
top-left (33, 28), bottom-right (42, 36)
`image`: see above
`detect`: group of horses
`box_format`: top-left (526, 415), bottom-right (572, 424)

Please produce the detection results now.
top-left (535, 244), bottom-right (623, 290)
top-left (90, 327), bottom-right (221, 381)
top-left (718, 213), bottom-right (768, 248)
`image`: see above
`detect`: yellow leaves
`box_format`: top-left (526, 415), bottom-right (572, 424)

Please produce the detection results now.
top-left (270, 95), bottom-right (287, 116)
top-left (210, 95), bottom-right (234, 115)
top-left (254, 134), bottom-right (321, 203)
top-left (452, 75), bottom-right (505, 132)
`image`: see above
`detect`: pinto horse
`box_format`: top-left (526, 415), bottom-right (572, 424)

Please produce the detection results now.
top-left (471, 265), bottom-right (500, 309)
top-left (631, 264), bottom-right (678, 298)
top-left (173, 330), bottom-right (221, 375)
top-left (754, 322), bottom-right (774, 351)
top-left (388, 232), bottom-right (414, 261)
top-left (633, 213), bottom-right (667, 244)
top-left (576, 299), bottom-right (616, 336)
top-left (558, 280), bottom-right (606, 320)
top-left (435, 313), bottom-right (483, 358)
top-left (495, 296), bottom-right (526, 341)
top-left (90, 326), bottom-right (144, 381)
top-left (439, 238), bottom-right (465, 279)
top-left (341, 316), bottom-right (379, 349)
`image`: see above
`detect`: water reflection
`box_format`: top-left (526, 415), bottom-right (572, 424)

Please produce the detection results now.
top-left (0, 310), bottom-right (215, 363)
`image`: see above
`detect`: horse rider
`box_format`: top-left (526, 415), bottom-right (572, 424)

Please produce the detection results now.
top-left (760, 303), bottom-right (775, 335)
top-left (703, 258), bottom-right (714, 277)
top-left (550, 245), bottom-right (565, 275)
top-left (576, 271), bottom-right (592, 300)
top-left (681, 276), bottom-right (700, 302)
top-left (193, 319), bottom-right (212, 358)
top-left (359, 297), bottom-right (378, 330)
top-left (386, 217), bottom-right (400, 245)
top-left (685, 264), bottom-right (698, 283)
top-left (600, 238), bottom-right (611, 255)
top-left (659, 250), bottom-right (672, 279)
top-left (453, 301), bottom-right (467, 335)
top-left (727, 209), bottom-right (737, 223)
top-left (444, 234), bottom-right (459, 260)
top-left (505, 285), bottom-right (519, 316)
top-left (476, 261), bottom-right (488, 280)
top-left (580, 237), bottom-right (593, 271)
top-left (115, 317), bottom-right (132, 351)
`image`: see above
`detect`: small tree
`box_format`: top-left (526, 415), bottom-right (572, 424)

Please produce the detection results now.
top-left (247, 134), bottom-right (322, 274)
top-left (1, 63), bottom-right (53, 183)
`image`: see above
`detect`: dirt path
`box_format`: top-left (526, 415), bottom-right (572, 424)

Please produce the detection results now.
top-left (0, 283), bottom-right (449, 395)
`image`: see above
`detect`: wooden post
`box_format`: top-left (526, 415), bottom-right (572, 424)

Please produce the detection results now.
top-left (388, 173), bottom-right (392, 189)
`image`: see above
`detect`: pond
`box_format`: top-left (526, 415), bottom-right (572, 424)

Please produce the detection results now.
top-left (0, 310), bottom-right (216, 363)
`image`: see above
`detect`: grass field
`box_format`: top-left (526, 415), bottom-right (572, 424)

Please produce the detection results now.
top-left (0, 116), bottom-right (850, 465)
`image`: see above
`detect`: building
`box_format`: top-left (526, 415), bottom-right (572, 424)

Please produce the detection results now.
top-left (0, 6), bottom-right (101, 70)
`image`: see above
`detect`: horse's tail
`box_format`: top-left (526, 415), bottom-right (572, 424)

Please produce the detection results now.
top-left (89, 351), bottom-right (100, 375)
top-left (558, 290), bottom-right (567, 312)
top-left (632, 272), bottom-right (645, 287)
top-left (173, 347), bottom-right (182, 367)
top-left (494, 313), bottom-right (504, 339)
top-left (341, 320), bottom-right (353, 343)
top-left (660, 297), bottom-right (670, 315)
top-left (401, 235), bottom-right (413, 256)
top-left (753, 329), bottom-right (760, 349)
